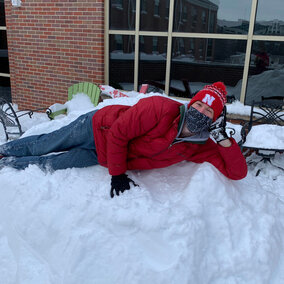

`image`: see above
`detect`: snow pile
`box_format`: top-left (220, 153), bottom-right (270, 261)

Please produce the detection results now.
top-left (233, 69), bottom-right (284, 104)
top-left (99, 83), bottom-right (254, 117)
top-left (243, 124), bottom-right (284, 149)
top-left (226, 100), bottom-right (251, 116)
top-left (0, 93), bottom-right (284, 284)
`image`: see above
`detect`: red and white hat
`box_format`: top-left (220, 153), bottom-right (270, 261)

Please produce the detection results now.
top-left (188, 82), bottom-right (227, 121)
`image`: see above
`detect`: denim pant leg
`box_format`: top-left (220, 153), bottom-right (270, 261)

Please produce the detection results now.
top-left (0, 147), bottom-right (99, 171)
top-left (0, 110), bottom-right (97, 157)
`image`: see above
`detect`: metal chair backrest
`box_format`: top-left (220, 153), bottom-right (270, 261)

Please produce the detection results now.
top-left (247, 100), bottom-right (284, 133)
top-left (0, 98), bottom-right (23, 140)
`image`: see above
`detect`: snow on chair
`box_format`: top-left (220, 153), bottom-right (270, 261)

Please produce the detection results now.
top-left (46, 82), bottom-right (101, 119)
top-left (239, 99), bottom-right (284, 176)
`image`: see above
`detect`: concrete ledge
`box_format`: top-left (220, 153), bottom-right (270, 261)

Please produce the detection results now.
top-left (227, 113), bottom-right (250, 124)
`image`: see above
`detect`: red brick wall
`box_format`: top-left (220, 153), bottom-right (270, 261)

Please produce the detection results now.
top-left (4, 0), bottom-right (104, 110)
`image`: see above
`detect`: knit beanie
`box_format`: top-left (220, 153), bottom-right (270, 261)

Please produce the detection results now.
top-left (188, 82), bottom-right (227, 121)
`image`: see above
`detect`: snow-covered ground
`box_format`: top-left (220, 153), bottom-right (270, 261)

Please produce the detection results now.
top-left (0, 92), bottom-right (284, 284)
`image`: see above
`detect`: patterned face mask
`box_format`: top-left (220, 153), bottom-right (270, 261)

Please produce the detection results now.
top-left (185, 106), bottom-right (213, 133)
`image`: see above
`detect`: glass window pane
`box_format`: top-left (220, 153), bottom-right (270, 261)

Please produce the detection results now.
top-left (0, 30), bottom-right (9, 74)
top-left (0, 29), bottom-right (7, 50)
top-left (138, 36), bottom-right (167, 91)
top-left (245, 40), bottom-right (284, 104)
top-left (109, 0), bottom-right (136, 30)
top-left (254, 0), bottom-right (284, 35)
top-left (0, 76), bottom-right (11, 102)
top-left (140, 0), bottom-right (170, 32)
top-left (173, 0), bottom-right (251, 34)
top-left (109, 35), bottom-right (135, 90)
top-left (0, 0), bottom-right (6, 26)
top-left (170, 37), bottom-right (246, 100)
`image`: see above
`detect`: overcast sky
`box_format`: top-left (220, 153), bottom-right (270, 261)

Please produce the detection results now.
top-left (214, 0), bottom-right (283, 21)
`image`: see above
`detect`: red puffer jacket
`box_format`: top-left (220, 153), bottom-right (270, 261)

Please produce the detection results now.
top-left (92, 96), bottom-right (247, 180)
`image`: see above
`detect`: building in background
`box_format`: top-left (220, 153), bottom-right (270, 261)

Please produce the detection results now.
top-left (1, 0), bottom-right (284, 109)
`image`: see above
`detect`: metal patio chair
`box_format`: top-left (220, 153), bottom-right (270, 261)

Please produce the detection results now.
top-left (239, 100), bottom-right (284, 176)
top-left (0, 97), bottom-right (30, 140)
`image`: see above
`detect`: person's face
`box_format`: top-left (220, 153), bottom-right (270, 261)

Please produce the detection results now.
top-left (191, 101), bottom-right (214, 120)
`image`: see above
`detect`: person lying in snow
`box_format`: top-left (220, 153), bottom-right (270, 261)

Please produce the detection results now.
top-left (0, 82), bottom-right (247, 197)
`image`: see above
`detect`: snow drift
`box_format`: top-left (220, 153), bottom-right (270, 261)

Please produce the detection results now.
top-left (0, 93), bottom-right (284, 284)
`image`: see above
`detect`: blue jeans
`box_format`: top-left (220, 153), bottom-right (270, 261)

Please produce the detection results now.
top-left (0, 110), bottom-right (98, 171)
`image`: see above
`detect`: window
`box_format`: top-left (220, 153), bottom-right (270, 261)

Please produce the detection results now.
top-left (154, 0), bottom-right (160, 16)
top-left (140, 36), bottom-right (145, 53)
top-left (171, 37), bottom-right (246, 97)
top-left (115, 34), bottom-right (123, 51)
top-left (0, 0), bottom-right (11, 102)
top-left (153, 37), bottom-right (158, 52)
top-left (0, 0), bottom-right (6, 26)
top-left (201, 10), bottom-right (206, 31)
top-left (141, 0), bottom-right (147, 13)
top-left (109, 35), bottom-right (135, 91)
top-left (182, 4), bottom-right (187, 22)
top-left (140, 0), bottom-right (169, 31)
top-left (209, 12), bottom-right (216, 33)
top-left (138, 36), bottom-right (167, 90)
top-left (166, 0), bottom-right (169, 18)
top-left (107, 0), bottom-right (284, 104)
top-left (191, 7), bottom-right (197, 30)
top-left (201, 10), bottom-right (206, 24)
top-left (111, 0), bottom-right (123, 9)
top-left (110, 0), bottom-right (135, 30)
top-left (246, 40), bottom-right (284, 104)
top-left (255, 0), bottom-right (284, 36)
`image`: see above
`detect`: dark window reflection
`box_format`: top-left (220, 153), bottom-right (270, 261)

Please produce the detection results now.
top-left (140, 0), bottom-right (170, 32)
top-left (0, 1), bottom-right (10, 101)
top-left (0, 29), bottom-right (7, 49)
top-left (109, 35), bottom-right (135, 90)
top-left (0, 53), bottom-right (9, 73)
top-left (138, 36), bottom-right (167, 91)
top-left (173, 0), bottom-right (251, 34)
top-left (255, 0), bottom-right (284, 35)
top-left (170, 38), bottom-right (246, 99)
top-left (0, 30), bottom-right (9, 74)
top-left (0, 0), bottom-right (6, 26)
top-left (109, 0), bottom-right (136, 30)
top-left (0, 76), bottom-right (11, 102)
top-left (245, 40), bottom-right (284, 105)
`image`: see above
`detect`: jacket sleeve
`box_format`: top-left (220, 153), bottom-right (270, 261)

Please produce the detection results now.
top-left (191, 138), bottom-right (248, 180)
top-left (106, 97), bottom-right (175, 175)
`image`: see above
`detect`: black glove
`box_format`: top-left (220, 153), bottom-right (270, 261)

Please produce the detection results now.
top-left (209, 107), bottom-right (229, 143)
top-left (110, 174), bottom-right (138, 198)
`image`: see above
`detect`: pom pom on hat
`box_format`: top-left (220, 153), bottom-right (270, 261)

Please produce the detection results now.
top-left (188, 81), bottom-right (227, 121)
